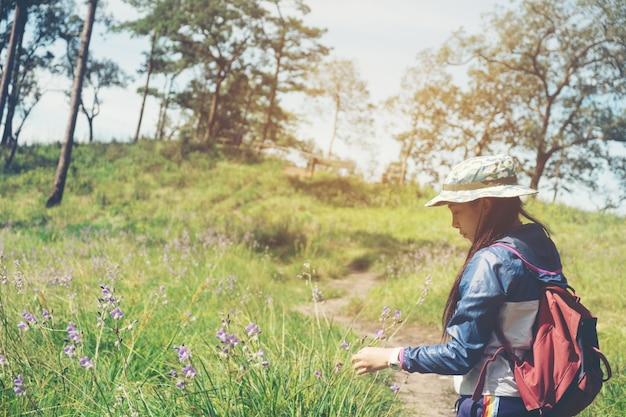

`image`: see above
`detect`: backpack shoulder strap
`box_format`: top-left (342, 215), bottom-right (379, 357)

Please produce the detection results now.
top-left (491, 242), bottom-right (563, 277)
top-left (471, 346), bottom-right (508, 402)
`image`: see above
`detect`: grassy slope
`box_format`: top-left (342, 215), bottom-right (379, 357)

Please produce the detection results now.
top-left (0, 141), bottom-right (623, 416)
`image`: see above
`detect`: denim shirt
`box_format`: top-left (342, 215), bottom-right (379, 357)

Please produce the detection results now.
top-left (400, 223), bottom-right (568, 397)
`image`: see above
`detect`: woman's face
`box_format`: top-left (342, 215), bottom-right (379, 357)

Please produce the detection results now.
top-left (447, 200), bottom-right (487, 243)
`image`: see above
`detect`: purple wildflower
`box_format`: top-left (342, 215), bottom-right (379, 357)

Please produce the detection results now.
top-left (79, 356), bottom-right (94, 370)
top-left (175, 380), bottom-right (185, 390)
top-left (63, 345), bottom-right (75, 357)
top-left (390, 383), bottom-right (400, 393)
top-left (14, 374), bottom-right (23, 385)
top-left (22, 311), bottom-right (37, 324)
top-left (245, 322), bottom-right (260, 337)
top-left (261, 360), bottom-right (269, 367)
top-left (174, 345), bottom-right (191, 362)
top-left (216, 328), bottom-right (228, 343)
top-left (42, 309), bottom-right (52, 321)
top-left (314, 370), bottom-right (322, 378)
top-left (67, 322), bottom-right (81, 343)
top-left (100, 285), bottom-right (116, 303)
top-left (375, 328), bottom-right (385, 340)
top-left (0, 354), bottom-right (6, 366)
top-left (228, 333), bottom-right (239, 345)
top-left (394, 310), bottom-right (402, 319)
top-left (381, 306), bottom-right (391, 316)
top-left (340, 341), bottom-right (349, 350)
top-left (216, 329), bottom-right (239, 346)
top-left (169, 369), bottom-right (178, 378)
top-left (13, 374), bottom-right (24, 396)
top-left (17, 321), bottom-right (28, 331)
top-left (312, 285), bottom-right (323, 302)
top-left (182, 365), bottom-right (196, 379)
top-left (109, 307), bottom-right (123, 320)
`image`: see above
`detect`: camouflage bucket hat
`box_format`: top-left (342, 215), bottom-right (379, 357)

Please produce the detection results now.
top-left (425, 154), bottom-right (538, 207)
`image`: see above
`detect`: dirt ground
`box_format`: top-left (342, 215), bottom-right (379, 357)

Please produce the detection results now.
top-left (297, 271), bottom-right (458, 417)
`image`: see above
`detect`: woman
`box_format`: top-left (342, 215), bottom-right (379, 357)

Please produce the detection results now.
top-left (351, 155), bottom-right (568, 417)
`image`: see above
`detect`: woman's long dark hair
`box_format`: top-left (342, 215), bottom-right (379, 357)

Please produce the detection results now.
top-left (440, 196), bottom-right (548, 340)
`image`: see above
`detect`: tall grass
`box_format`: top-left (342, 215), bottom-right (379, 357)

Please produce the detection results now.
top-left (0, 141), bottom-right (623, 416)
top-left (0, 221), bottom-right (402, 415)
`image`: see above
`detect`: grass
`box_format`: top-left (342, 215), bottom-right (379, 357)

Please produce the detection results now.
top-left (0, 141), bottom-right (623, 416)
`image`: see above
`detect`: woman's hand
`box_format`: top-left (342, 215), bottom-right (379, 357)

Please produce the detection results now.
top-left (351, 347), bottom-right (394, 375)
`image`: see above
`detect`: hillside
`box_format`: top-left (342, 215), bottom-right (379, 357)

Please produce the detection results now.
top-left (0, 141), bottom-right (623, 416)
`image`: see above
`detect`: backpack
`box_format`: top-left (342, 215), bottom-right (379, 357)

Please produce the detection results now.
top-left (472, 244), bottom-right (612, 416)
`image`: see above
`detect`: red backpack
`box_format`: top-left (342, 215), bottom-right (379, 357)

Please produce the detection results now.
top-left (472, 244), bottom-right (612, 416)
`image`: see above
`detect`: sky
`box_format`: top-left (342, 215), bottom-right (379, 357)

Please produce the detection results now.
top-left (302, 0), bottom-right (498, 102)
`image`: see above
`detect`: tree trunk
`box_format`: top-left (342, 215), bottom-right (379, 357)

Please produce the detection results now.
top-left (1, 7), bottom-right (26, 148)
top-left (530, 151), bottom-right (549, 191)
top-left (4, 137), bottom-right (18, 171)
top-left (134, 31), bottom-right (156, 142)
top-left (399, 139), bottom-right (415, 186)
top-left (204, 74), bottom-right (224, 142)
top-left (551, 149), bottom-right (564, 203)
top-left (326, 105), bottom-right (340, 158)
top-left (46, 0), bottom-right (97, 208)
top-left (80, 101), bottom-right (94, 143)
top-left (2, 100), bottom-right (14, 147)
top-left (0, 3), bottom-right (27, 147)
top-left (157, 73), bottom-right (177, 141)
top-left (259, 37), bottom-right (284, 151)
top-left (157, 85), bottom-right (170, 141)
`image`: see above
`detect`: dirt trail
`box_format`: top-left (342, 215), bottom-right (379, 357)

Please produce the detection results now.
top-left (297, 271), bottom-right (458, 417)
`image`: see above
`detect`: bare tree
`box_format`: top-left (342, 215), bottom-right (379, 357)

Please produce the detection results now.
top-left (79, 58), bottom-right (129, 142)
top-left (134, 31), bottom-right (156, 142)
top-left (47, 0), bottom-right (98, 208)
top-left (308, 58), bottom-right (372, 158)
top-left (256, 0), bottom-right (328, 150)
top-left (384, 50), bottom-right (457, 184)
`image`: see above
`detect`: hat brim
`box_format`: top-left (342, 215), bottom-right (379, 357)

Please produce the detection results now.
top-left (424, 185), bottom-right (538, 207)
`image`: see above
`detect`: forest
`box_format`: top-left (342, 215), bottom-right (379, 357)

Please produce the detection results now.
top-left (0, 0), bottom-right (625, 212)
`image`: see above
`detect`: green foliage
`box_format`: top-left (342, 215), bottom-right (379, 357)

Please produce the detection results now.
top-left (0, 142), bottom-right (623, 415)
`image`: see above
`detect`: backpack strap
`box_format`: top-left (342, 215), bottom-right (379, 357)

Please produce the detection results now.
top-left (471, 346), bottom-right (507, 402)
top-left (472, 323), bottom-right (522, 402)
top-left (594, 346), bottom-right (613, 382)
top-left (491, 242), bottom-right (563, 277)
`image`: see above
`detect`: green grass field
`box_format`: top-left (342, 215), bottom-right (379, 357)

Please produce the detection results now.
top-left (0, 141), bottom-right (623, 416)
